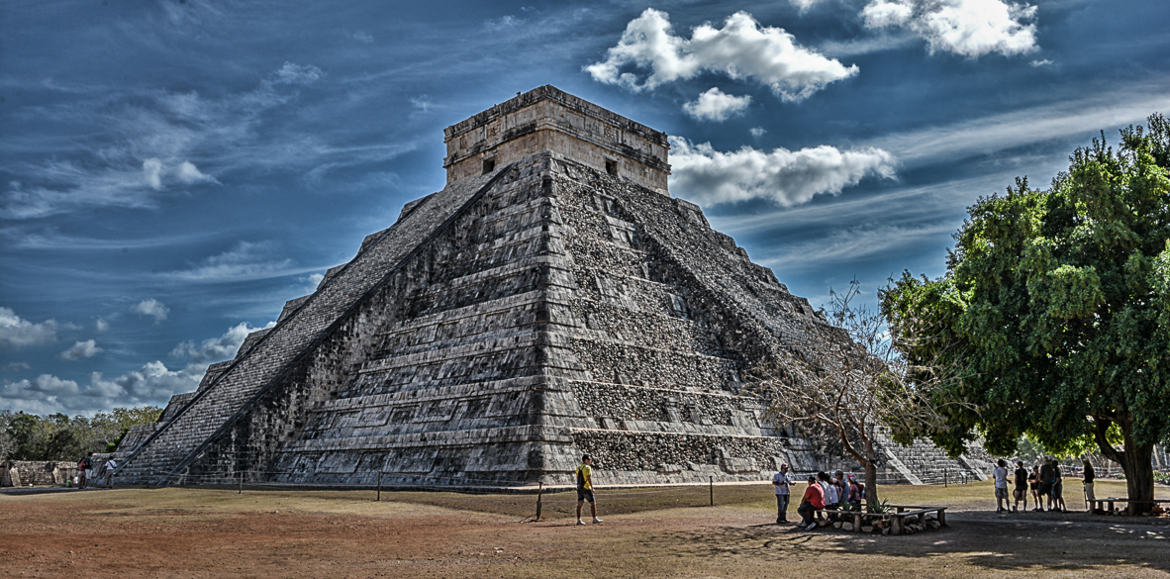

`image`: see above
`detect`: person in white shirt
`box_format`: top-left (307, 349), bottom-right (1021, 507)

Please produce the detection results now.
top-left (772, 463), bottom-right (792, 524)
top-left (993, 459), bottom-right (1010, 513)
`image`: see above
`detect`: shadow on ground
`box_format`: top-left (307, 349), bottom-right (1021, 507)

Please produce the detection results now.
top-left (653, 516), bottom-right (1170, 573)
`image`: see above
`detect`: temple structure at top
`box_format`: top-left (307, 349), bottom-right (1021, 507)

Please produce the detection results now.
top-left (443, 85), bottom-right (670, 194)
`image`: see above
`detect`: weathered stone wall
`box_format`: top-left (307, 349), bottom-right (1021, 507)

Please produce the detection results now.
top-left (1, 461), bottom-right (77, 486)
top-left (444, 86), bottom-right (669, 194)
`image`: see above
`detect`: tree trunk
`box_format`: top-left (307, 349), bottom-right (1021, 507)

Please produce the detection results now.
top-left (864, 460), bottom-right (880, 511)
top-left (1122, 440), bottom-right (1155, 515)
top-left (1094, 416), bottom-right (1156, 515)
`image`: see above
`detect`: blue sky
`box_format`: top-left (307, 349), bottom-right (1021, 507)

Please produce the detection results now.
top-left (2, 0), bottom-right (1168, 415)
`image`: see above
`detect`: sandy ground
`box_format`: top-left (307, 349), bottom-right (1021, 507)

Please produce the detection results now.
top-left (1, 481), bottom-right (1167, 578)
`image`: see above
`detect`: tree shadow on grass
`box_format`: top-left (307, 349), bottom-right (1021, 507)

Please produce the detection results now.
top-left (653, 518), bottom-right (1170, 573)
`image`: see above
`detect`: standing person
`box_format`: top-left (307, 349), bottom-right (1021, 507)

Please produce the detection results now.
top-left (992, 459), bottom-right (1009, 513)
top-left (1039, 458), bottom-right (1056, 511)
top-left (84, 452), bottom-right (94, 489)
top-left (103, 456), bottom-right (118, 488)
top-left (797, 475), bottom-right (825, 531)
top-left (1029, 466), bottom-right (1042, 511)
top-left (1013, 461), bottom-right (1029, 512)
top-left (575, 455), bottom-right (602, 526)
top-left (77, 454), bottom-right (92, 490)
top-left (1082, 460), bottom-right (1096, 513)
top-left (1051, 460), bottom-right (1066, 512)
top-left (771, 463), bottom-right (792, 524)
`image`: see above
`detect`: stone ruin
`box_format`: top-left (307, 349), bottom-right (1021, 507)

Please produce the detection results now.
top-left (114, 85), bottom-right (985, 488)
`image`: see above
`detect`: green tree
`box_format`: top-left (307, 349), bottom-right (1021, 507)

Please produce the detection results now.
top-left (881, 114), bottom-right (1170, 514)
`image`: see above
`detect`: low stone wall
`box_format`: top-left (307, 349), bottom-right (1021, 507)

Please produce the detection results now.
top-left (1, 461), bottom-right (78, 486)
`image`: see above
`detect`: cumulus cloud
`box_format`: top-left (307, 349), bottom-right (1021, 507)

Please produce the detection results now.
top-left (1, 361), bottom-right (204, 414)
top-left (60, 339), bottom-right (102, 361)
top-left (170, 320), bottom-right (276, 363)
top-left (132, 298), bottom-right (169, 322)
top-left (683, 87), bottom-right (752, 121)
top-left (0, 306), bottom-right (59, 347)
top-left (669, 136), bottom-right (897, 207)
top-left (861, 0), bottom-right (1038, 58)
top-left (585, 9), bottom-right (857, 102)
top-left (95, 318), bottom-right (109, 332)
top-left (750, 127), bottom-right (768, 138)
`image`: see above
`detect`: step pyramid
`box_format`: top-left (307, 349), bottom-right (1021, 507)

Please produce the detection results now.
top-left (116, 86), bottom-right (981, 487)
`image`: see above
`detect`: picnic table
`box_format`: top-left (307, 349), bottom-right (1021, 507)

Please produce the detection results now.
top-left (1092, 497), bottom-right (1170, 513)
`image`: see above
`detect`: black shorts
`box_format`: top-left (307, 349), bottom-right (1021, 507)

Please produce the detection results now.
top-left (577, 488), bottom-right (595, 503)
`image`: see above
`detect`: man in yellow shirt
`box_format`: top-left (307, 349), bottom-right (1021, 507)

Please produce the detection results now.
top-left (576, 454), bottom-right (602, 525)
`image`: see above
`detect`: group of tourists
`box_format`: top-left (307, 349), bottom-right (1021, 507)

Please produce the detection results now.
top-left (992, 457), bottom-right (1095, 513)
top-left (772, 463), bottom-right (865, 530)
top-left (74, 452), bottom-right (117, 490)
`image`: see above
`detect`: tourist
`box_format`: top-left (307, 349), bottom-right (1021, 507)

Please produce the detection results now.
top-left (992, 459), bottom-right (1009, 513)
top-left (77, 453), bottom-right (93, 490)
top-left (1029, 465), bottom-right (1042, 511)
top-left (846, 474), bottom-right (863, 508)
top-left (575, 454), bottom-right (602, 525)
top-left (833, 471), bottom-right (849, 509)
top-left (103, 456), bottom-right (118, 488)
top-left (1083, 460), bottom-right (1096, 512)
top-left (1051, 459), bottom-right (1066, 512)
top-left (797, 475), bottom-right (825, 531)
top-left (1039, 458), bottom-right (1056, 511)
top-left (772, 463), bottom-right (792, 524)
top-left (1013, 460), bottom-right (1029, 512)
top-left (817, 471), bottom-right (838, 514)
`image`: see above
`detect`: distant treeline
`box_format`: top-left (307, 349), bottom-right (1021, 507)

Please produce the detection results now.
top-left (0, 406), bottom-right (162, 462)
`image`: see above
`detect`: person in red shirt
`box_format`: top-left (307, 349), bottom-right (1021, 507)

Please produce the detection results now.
top-left (797, 475), bottom-right (825, 530)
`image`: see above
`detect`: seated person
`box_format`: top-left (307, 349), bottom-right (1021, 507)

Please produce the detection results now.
top-left (798, 475), bottom-right (826, 530)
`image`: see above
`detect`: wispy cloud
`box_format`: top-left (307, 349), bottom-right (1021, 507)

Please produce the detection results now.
top-left (869, 83), bottom-right (1170, 165)
top-left (585, 8), bottom-right (857, 102)
top-left (0, 306), bottom-right (59, 347)
top-left (132, 298), bottom-right (169, 322)
top-left (758, 223), bottom-right (958, 273)
top-left (670, 137), bottom-right (896, 207)
top-left (162, 240), bottom-right (302, 283)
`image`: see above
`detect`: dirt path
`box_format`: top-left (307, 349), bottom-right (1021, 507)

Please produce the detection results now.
top-left (2, 485), bottom-right (1168, 577)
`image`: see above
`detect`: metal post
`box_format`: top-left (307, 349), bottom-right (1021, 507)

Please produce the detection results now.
top-left (535, 481), bottom-right (544, 521)
top-left (709, 476), bottom-right (714, 507)
top-left (377, 471), bottom-right (382, 502)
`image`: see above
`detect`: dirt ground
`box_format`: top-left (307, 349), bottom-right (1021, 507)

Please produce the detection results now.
top-left (2, 480), bottom-right (1168, 578)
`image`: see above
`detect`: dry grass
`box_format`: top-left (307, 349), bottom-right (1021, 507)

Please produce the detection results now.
top-left (2, 480), bottom-right (1168, 578)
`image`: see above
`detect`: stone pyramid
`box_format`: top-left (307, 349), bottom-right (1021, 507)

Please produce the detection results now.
top-left (116, 86), bottom-right (982, 487)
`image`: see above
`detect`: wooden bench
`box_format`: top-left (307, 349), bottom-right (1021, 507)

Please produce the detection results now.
top-left (1092, 497), bottom-right (1170, 513)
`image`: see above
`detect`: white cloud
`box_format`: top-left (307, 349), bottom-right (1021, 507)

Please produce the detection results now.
top-left (132, 298), bottom-right (169, 322)
top-left (143, 157), bottom-right (218, 190)
top-left (170, 320), bottom-right (276, 363)
top-left (272, 62), bottom-right (324, 85)
top-left (1030, 58), bottom-right (1053, 67)
top-left (789, 0), bottom-right (824, 13)
top-left (165, 240), bottom-right (297, 282)
top-left (585, 9), bottom-right (857, 102)
top-left (760, 223), bottom-right (958, 272)
top-left (0, 307), bottom-right (59, 347)
top-left (60, 339), bottom-right (102, 361)
top-left (2, 361), bottom-right (31, 372)
top-left (95, 318), bottom-right (109, 332)
top-left (750, 127), bottom-right (767, 138)
top-left (1, 361), bottom-right (204, 414)
top-left (683, 87), bottom-right (752, 121)
top-left (669, 136), bottom-right (896, 207)
top-left (861, 0), bottom-right (1038, 58)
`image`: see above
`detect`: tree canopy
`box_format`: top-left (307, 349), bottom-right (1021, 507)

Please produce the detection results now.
top-left (0, 406), bottom-right (162, 462)
top-left (881, 114), bottom-right (1170, 513)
